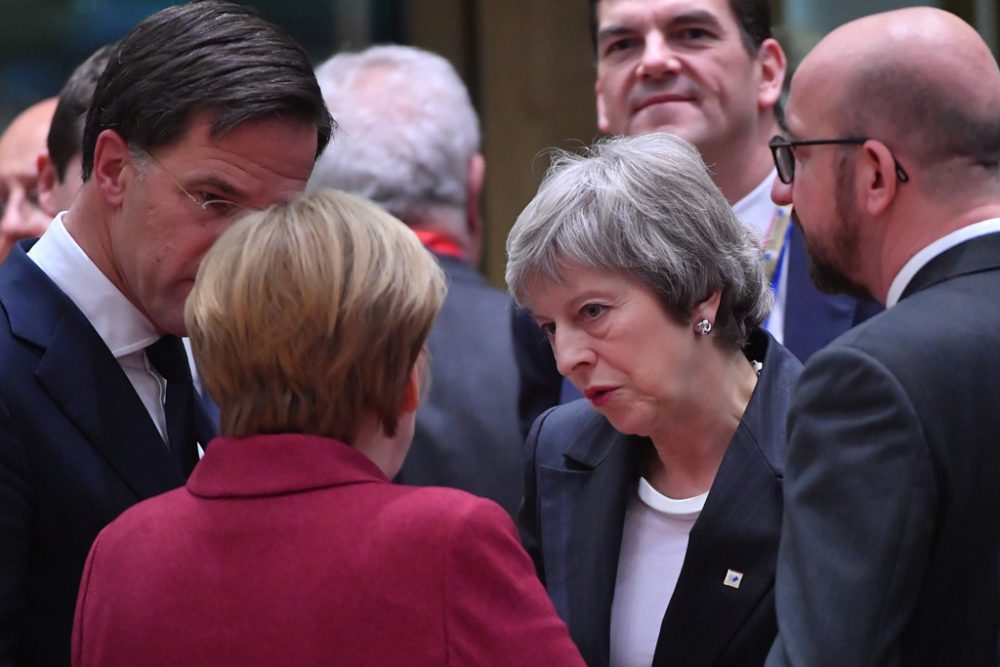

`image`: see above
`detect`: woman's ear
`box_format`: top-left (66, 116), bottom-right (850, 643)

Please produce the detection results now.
top-left (692, 289), bottom-right (722, 324)
top-left (400, 363), bottom-right (422, 413)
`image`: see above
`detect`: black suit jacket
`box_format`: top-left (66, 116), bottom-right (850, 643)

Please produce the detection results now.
top-left (0, 243), bottom-right (214, 666)
top-left (767, 232), bottom-right (1000, 667)
top-left (396, 255), bottom-right (523, 516)
top-left (520, 331), bottom-right (802, 666)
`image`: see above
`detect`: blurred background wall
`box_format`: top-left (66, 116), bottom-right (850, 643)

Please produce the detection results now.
top-left (1, 0), bottom-right (995, 286)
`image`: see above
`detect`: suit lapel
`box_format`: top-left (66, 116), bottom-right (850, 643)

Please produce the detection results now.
top-left (3, 245), bottom-right (185, 499)
top-left (539, 419), bottom-right (639, 667)
top-left (651, 427), bottom-right (783, 666)
top-left (902, 231), bottom-right (1000, 301)
top-left (652, 333), bottom-right (794, 666)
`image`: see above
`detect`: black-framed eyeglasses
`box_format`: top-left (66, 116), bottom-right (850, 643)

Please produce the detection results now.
top-left (136, 148), bottom-right (256, 220)
top-left (769, 135), bottom-right (910, 185)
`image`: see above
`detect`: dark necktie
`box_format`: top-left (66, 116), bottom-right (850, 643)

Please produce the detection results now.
top-left (145, 335), bottom-right (200, 477)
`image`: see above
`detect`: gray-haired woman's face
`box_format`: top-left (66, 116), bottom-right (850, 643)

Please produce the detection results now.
top-left (526, 260), bottom-right (719, 440)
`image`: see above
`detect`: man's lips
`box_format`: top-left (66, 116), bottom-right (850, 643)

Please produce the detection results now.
top-left (632, 93), bottom-right (694, 113)
top-left (584, 386), bottom-right (618, 407)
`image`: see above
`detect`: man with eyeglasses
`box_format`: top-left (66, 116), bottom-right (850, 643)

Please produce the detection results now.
top-left (513, 0), bottom-right (881, 438)
top-left (765, 8), bottom-right (1000, 666)
top-left (0, 3), bottom-right (332, 665)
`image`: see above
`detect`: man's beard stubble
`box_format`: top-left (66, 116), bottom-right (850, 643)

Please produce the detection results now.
top-left (796, 163), bottom-right (876, 303)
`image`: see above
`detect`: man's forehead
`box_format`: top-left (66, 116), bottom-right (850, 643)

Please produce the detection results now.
top-left (0, 99), bottom-right (56, 166)
top-left (596, 0), bottom-right (735, 28)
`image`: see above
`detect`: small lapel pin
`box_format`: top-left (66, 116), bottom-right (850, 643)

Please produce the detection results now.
top-left (723, 569), bottom-right (744, 589)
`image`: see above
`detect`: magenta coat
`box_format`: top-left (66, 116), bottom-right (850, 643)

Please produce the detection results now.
top-left (72, 433), bottom-right (583, 666)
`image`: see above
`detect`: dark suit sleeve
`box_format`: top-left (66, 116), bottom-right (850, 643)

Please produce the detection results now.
top-left (0, 391), bottom-right (30, 661)
top-left (444, 499), bottom-right (584, 666)
top-left (766, 345), bottom-right (935, 667)
top-left (518, 406), bottom-right (556, 583)
top-left (511, 305), bottom-right (562, 440)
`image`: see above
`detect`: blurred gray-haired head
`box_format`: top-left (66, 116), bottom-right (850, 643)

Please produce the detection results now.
top-left (308, 45), bottom-right (479, 233)
top-left (505, 133), bottom-right (771, 348)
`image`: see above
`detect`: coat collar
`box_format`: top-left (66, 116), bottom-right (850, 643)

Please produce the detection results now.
top-left (187, 433), bottom-right (388, 498)
top-left (901, 231), bottom-right (1000, 302)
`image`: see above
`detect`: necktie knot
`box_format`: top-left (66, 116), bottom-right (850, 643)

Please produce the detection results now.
top-left (146, 336), bottom-right (191, 383)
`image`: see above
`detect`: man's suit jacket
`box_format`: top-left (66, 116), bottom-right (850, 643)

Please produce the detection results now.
top-left (767, 232), bottom-right (1000, 667)
top-left (397, 255), bottom-right (523, 516)
top-left (72, 433), bottom-right (584, 667)
top-left (0, 243), bottom-right (213, 667)
top-left (520, 331), bottom-right (802, 666)
top-left (512, 226), bottom-right (880, 438)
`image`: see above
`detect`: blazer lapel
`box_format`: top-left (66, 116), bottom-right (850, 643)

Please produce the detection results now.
top-left (902, 231), bottom-right (1000, 301)
top-left (3, 246), bottom-right (186, 499)
top-left (651, 429), bottom-right (782, 666)
top-left (539, 419), bottom-right (639, 667)
top-left (653, 333), bottom-right (795, 666)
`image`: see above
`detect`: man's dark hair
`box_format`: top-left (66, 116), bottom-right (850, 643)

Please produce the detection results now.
top-left (588, 0), bottom-right (773, 56)
top-left (81, 1), bottom-right (333, 181)
top-left (48, 43), bottom-right (116, 182)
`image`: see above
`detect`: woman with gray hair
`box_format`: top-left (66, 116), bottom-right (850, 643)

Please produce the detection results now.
top-left (507, 133), bottom-right (802, 667)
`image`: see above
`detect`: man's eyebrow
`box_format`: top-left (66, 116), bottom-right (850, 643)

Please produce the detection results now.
top-left (668, 9), bottom-right (724, 31)
top-left (597, 9), bottom-right (726, 43)
top-left (188, 174), bottom-right (247, 198)
top-left (596, 24), bottom-right (637, 43)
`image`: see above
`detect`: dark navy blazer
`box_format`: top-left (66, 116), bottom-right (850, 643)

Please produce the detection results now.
top-left (519, 331), bottom-right (802, 666)
top-left (0, 242), bottom-right (214, 666)
top-left (769, 232), bottom-right (1000, 666)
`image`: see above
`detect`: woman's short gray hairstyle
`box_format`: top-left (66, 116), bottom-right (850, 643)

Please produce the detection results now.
top-left (505, 133), bottom-right (771, 348)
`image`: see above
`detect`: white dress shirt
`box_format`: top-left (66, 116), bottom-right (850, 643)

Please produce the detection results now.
top-left (886, 217), bottom-right (1000, 307)
top-left (27, 213), bottom-right (169, 442)
top-left (733, 170), bottom-right (788, 343)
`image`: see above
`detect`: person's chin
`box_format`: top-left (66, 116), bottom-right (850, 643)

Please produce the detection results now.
top-left (628, 106), bottom-right (698, 138)
top-left (807, 253), bottom-right (873, 301)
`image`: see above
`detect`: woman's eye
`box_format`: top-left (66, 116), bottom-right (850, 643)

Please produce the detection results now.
top-left (539, 322), bottom-right (556, 338)
top-left (581, 303), bottom-right (606, 319)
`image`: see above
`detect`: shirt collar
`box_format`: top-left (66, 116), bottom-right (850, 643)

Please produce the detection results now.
top-left (732, 169), bottom-right (779, 243)
top-left (886, 217), bottom-right (1000, 307)
top-left (27, 212), bottom-right (159, 357)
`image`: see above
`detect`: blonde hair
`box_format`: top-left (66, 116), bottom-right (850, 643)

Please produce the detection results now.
top-left (185, 188), bottom-right (447, 441)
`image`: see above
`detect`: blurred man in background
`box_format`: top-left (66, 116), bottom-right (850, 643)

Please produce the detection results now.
top-left (0, 98), bottom-right (56, 261)
top-left (310, 45), bottom-right (523, 516)
top-left (37, 43), bottom-right (116, 218)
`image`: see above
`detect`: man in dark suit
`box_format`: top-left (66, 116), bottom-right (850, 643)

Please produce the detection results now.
top-left (308, 46), bottom-right (523, 516)
top-left (0, 3), bottom-right (332, 664)
top-left (766, 8), bottom-right (1000, 666)
top-left (514, 0), bottom-right (881, 436)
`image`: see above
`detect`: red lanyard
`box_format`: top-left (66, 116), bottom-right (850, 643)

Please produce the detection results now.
top-left (413, 229), bottom-right (467, 261)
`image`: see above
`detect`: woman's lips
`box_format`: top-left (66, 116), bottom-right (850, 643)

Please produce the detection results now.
top-left (584, 386), bottom-right (617, 407)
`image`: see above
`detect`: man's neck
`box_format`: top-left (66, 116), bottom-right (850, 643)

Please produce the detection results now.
top-left (875, 200), bottom-right (1000, 303)
top-left (712, 143), bottom-right (777, 206)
